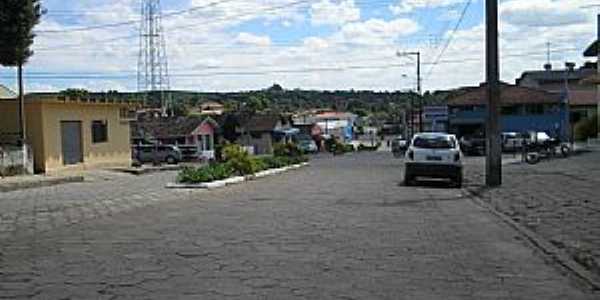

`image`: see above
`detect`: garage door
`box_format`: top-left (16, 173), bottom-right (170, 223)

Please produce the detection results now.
top-left (61, 121), bottom-right (83, 165)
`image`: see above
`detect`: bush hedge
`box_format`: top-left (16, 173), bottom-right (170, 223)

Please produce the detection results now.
top-left (574, 114), bottom-right (598, 141)
top-left (177, 152), bottom-right (309, 184)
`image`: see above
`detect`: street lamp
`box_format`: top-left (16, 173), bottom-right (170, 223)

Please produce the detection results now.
top-left (396, 51), bottom-right (422, 133)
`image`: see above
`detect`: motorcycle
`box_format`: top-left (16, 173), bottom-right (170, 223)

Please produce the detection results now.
top-left (524, 137), bottom-right (570, 164)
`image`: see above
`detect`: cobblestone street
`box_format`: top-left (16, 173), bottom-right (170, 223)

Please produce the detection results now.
top-left (0, 153), bottom-right (597, 299)
top-left (473, 150), bottom-right (600, 280)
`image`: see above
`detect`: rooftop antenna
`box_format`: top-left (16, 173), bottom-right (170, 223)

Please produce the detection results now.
top-left (546, 42), bottom-right (551, 65)
top-left (544, 42), bottom-right (552, 71)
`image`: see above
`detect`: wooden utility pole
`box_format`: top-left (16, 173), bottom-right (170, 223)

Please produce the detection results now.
top-left (485, 0), bottom-right (502, 186)
top-left (18, 64), bottom-right (26, 144)
top-left (397, 51), bottom-right (422, 134)
top-left (597, 15), bottom-right (600, 138)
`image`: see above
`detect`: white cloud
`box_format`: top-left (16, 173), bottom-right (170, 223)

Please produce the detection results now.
top-left (7, 0), bottom-right (598, 93)
top-left (303, 37), bottom-right (329, 50)
top-left (389, 0), bottom-right (464, 15)
top-left (310, 0), bottom-right (360, 26)
top-left (236, 32), bottom-right (271, 47)
top-left (340, 18), bottom-right (419, 45)
top-left (500, 0), bottom-right (589, 27)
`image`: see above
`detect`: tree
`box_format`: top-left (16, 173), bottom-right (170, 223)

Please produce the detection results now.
top-left (0, 0), bottom-right (43, 143)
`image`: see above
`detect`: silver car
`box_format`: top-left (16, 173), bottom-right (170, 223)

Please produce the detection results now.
top-left (133, 144), bottom-right (183, 165)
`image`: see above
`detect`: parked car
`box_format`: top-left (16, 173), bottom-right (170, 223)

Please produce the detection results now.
top-left (404, 133), bottom-right (463, 187)
top-left (297, 139), bottom-right (318, 154)
top-left (132, 144), bottom-right (183, 165)
top-left (459, 134), bottom-right (485, 156)
top-left (501, 132), bottom-right (528, 152)
top-left (391, 135), bottom-right (408, 157)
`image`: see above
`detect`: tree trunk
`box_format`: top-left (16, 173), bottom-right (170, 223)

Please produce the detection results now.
top-left (18, 63), bottom-right (26, 145)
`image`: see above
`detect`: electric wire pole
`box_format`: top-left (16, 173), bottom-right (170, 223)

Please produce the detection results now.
top-left (397, 51), bottom-right (422, 133)
top-left (485, 0), bottom-right (502, 186)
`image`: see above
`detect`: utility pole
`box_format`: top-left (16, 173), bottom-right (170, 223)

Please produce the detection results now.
top-left (485, 0), bottom-right (502, 186)
top-left (397, 51), bottom-right (422, 133)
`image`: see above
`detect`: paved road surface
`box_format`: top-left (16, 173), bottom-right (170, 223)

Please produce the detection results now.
top-left (0, 153), bottom-right (596, 299)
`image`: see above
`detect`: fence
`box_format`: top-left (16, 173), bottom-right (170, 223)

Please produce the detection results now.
top-left (0, 144), bottom-right (34, 177)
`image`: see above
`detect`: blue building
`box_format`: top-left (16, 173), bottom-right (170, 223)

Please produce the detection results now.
top-left (447, 83), bottom-right (567, 139)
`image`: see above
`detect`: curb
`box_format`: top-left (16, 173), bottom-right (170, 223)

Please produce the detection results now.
top-left (114, 165), bottom-right (184, 175)
top-left (166, 162), bottom-right (309, 190)
top-left (0, 176), bottom-right (85, 193)
top-left (465, 187), bottom-right (600, 291)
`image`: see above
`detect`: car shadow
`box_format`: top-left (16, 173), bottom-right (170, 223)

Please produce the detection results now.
top-left (398, 178), bottom-right (456, 189)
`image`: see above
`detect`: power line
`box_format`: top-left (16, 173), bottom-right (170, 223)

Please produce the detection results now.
top-left (424, 0), bottom-right (472, 80)
top-left (33, 0), bottom-right (313, 51)
top-left (2, 46), bottom-right (579, 80)
top-left (36, 0), bottom-right (238, 34)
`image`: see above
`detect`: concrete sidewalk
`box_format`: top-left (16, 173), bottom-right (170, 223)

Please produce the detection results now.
top-left (0, 174), bottom-right (84, 193)
top-left (466, 150), bottom-right (600, 288)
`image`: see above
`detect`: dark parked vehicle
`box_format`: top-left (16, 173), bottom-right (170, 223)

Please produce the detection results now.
top-left (459, 134), bottom-right (486, 156)
top-left (132, 144), bottom-right (183, 165)
top-left (391, 136), bottom-right (408, 157)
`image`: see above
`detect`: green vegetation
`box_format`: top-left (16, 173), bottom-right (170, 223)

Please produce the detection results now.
top-left (574, 114), bottom-right (599, 141)
top-left (0, 0), bottom-right (43, 142)
top-left (324, 138), bottom-right (355, 155)
top-left (223, 144), bottom-right (256, 176)
top-left (273, 142), bottom-right (302, 158)
top-left (177, 143), bottom-right (309, 184)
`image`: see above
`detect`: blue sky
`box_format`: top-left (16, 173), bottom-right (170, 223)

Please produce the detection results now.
top-left (0, 0), bottom-right (595, 92)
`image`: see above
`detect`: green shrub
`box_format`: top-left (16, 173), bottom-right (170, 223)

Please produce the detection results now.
top-left (251, 157), bottom-right (268, 172)
top-left (273, 142), bottom-right (301, 157)
top-left (574, 114), bottom-right (598, 141)
top-left (261, 156), bottom-right (287, 169)
top-left (223, 144), bottom-right (255, 175)
top-left (210, 163), bottom-right (234, 180)
top-left (178, 167), bottom-right (214, 183)
top-left (177, 163), bottom-right (235, 184)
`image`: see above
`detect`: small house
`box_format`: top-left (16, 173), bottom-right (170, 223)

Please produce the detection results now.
top-left (447, 83), bottom-right (566, 139)
top-left (132, 116), bottom-right (219, 160)
top-left (235, 115), bottom-right (284, 155)
top-left (0, 92), bottom-right (137, 174)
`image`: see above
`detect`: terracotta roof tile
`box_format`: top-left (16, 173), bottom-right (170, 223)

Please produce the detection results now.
top-left (447, 84), bottom-right (561, 106)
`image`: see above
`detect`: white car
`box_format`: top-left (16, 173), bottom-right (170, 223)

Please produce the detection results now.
top-left (404, 133), bottom-right (463, 187)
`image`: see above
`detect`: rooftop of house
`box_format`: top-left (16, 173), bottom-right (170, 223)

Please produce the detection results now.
top-left (132, 116), bottom-right (218, 139)
top-left (0, 84), bottom-right (17, 100)
top-left (242, 114), bottom-right (283, 132)
top-left (200, 101), bottom-right (224, 108)
top-left (516, 63), bottom-right (596, 85)
top-left (314, 111), bottom-right (357, 120)
top-left (447, 83), bottom-right (561, 106)
top-left (584, 40), bottom-right (599, 57)
top-left (580, 73), bottom-right (600, 85)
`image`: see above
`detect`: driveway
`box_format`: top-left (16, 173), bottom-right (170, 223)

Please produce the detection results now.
top-left (0, 152), bottom-right (596, 299)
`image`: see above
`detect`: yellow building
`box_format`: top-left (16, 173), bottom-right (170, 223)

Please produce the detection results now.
top-left (0, 93), bottom-right (137, 174)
